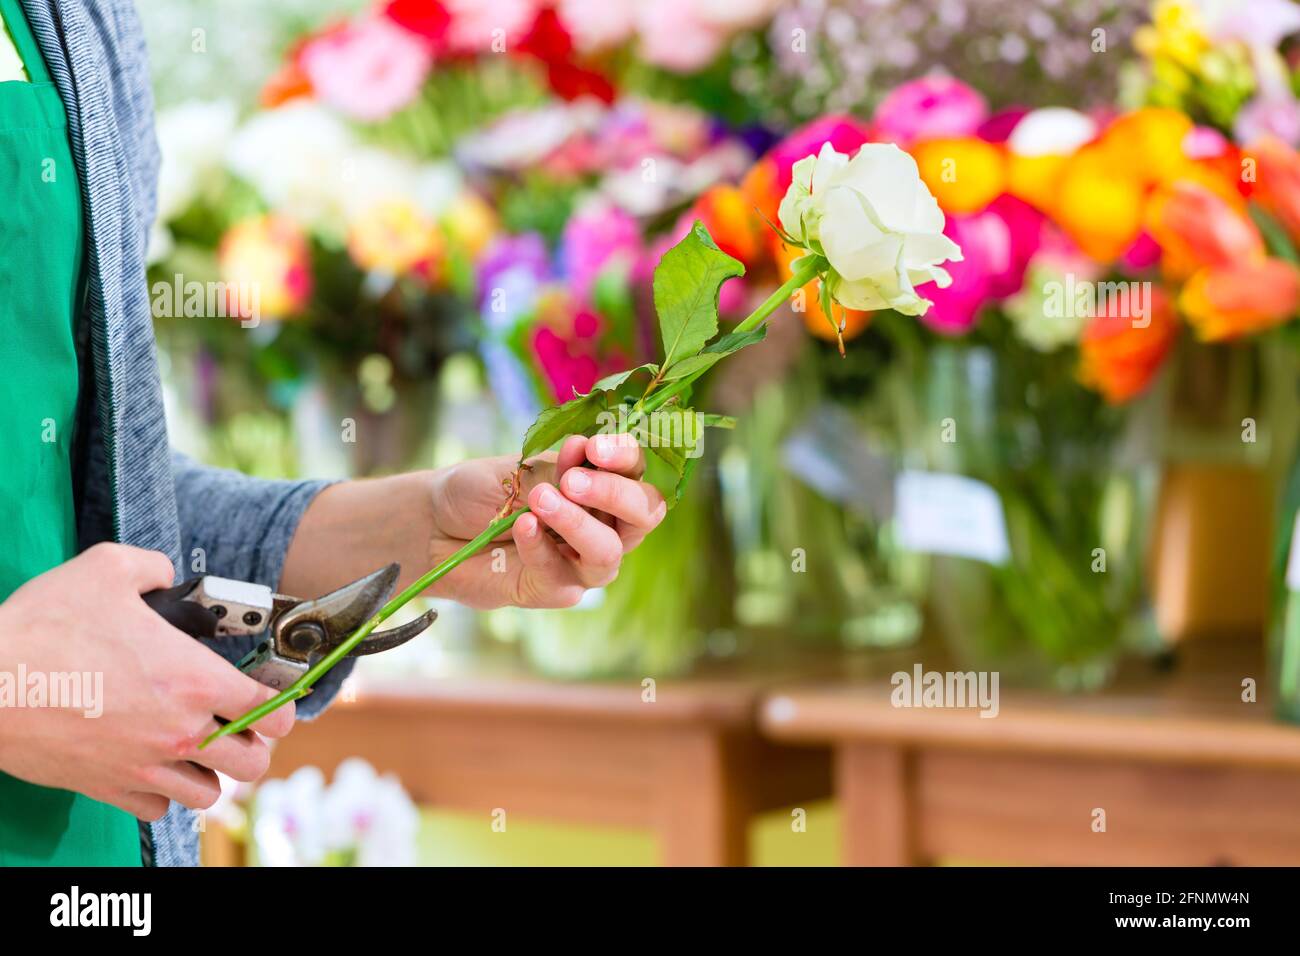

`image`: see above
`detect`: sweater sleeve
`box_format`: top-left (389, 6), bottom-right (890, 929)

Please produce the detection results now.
top-left (170, 451), bottom-right (354, 718)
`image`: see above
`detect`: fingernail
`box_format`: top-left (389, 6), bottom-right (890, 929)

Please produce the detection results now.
top-left (521, 514), bottom-right (538, 537)
top-left (536, 486), bottom-right (561, 514)
top-left (594, 434), bottom-right (615, 460)
top-left (565, 470), bottom-right (591, 494)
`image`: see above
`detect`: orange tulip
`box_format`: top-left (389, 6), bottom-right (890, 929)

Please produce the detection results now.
top-left (1078, 287), bottom-right (1177, 404)
top-left (1247, 134), bottom-right (1300, 248)
top-left (1145, 180), bottom-right (1264, 280)
top-left (912, 137), bottom-right (1006, 215)
top-left (1180, 258), bottom-right (1300, 341)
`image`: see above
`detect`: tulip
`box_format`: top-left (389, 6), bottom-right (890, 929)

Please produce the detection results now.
top-left (1248, 134), bottom-right (1300, 248)
top-left (1145, 180), bottom-right (1263, 280)
top-left (1078, 287), bottom-right (1178, 404)
top-left (1180, 258), bottom-right (1300, 341)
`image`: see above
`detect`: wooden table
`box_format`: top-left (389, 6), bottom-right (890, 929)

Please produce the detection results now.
top-left (760, 637), bottom-right (1300, 866)
top-left (262, 648), bottom-right (837, 866)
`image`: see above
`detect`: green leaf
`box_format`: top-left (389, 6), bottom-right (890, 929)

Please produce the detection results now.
top-left (700, 413), bottom-right (736, 429)
top-left (517, 364), bottom-right (658, 462)
top-left (654, 222), bottom-right (745, 369)
top-left (659, 327), bottom-right (767, 382)
top-left (518, 392), bottom-right (608, 462)
top-left (592, 363), bottom-right (657, 393)
top-left (645, 408), bottom-right (706, 507)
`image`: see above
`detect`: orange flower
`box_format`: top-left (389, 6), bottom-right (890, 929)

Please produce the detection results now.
top-left (218, 215), bottom-right (313, 320)
top-left (1145, 180), bottom-right (1264, 281)
top-left (912, 137), bottom-right (1006, 214)
top-left (1248, 135), bottom-right (1300, 248)
top-left (776, 243), bottom-right (870, 346)
top-left (1180, 258), bottom-right (1300, 341)
top-left (1006, 152), bottom-right (1069, 212)
top-left (1053, 143), bottom-right (1146, 262)
top-left (692, 185), bottom-right (766, 268)
top-left (1097, 107), bottom-right (1195, 188)
top-left (260, 60), bottom-right (313, 108)
top-left (1078, 287), bottom-right (1177, 404)
top-left (347, 201), bottom-right (442, 276)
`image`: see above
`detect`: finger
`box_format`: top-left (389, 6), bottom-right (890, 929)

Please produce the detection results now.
top-left (554, 435), bottom-right (588, 479)
top-left (528, 483), bottom-right (623, 586)
top-left (586, 432), bottom-right (644, 479)
top-left (187, 723), bottom-right (273, 782)
top-left (512, 512), bottom-right (569, 578)
top-left (86, 543), bottom-right (175, 593)
top-left (210, 675), bottom-right (296, 739)
top-left (144, 762), bottom-right (222, 811)
top-left (116, 792), bottom-right (171, 822)
top-left (560, 470), bottom-right (667, 542)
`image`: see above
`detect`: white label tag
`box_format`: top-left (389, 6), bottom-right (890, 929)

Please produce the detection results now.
top-left (894, 470), bottom-right (1011, 566)
top-left (1287, 512), bottom-right (1300, 591)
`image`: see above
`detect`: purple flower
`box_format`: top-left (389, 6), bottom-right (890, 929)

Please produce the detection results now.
top-left (476, 233), bottom-right (551, 311)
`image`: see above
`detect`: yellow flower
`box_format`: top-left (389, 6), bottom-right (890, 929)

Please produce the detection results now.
top-left (1098, 108), bottom-right (1195, 187)
top-left (1135, 0), bottom-right (1208, 71)
top-left (1053, 144), bottom-right (1146, 262)
top-left (441, 192), bottom-right (498, 261)
top-left (347, 201), bottom-right (441, 275)
top-left (912, 137), bottom-right (1006, 215)
top-left (218, 215), bottom-right (313, 320)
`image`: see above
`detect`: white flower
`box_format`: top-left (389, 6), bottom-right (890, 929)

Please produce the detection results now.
top-left (149, 99), bottom-right (238, 262)
top-left (226, 103), bottom-right (355, 232)
top-left (321, 758), bottom-right (419, 867)
top-left (1007, 108), bottom-right (1097, 157)
top-left (778, 142), bottom-right (962, 316)
top-left (252, 766), bottom-right (328, 867)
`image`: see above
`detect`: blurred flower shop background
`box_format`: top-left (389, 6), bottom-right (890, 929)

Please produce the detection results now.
top-left (144, 0), bottom-right (1300, 866)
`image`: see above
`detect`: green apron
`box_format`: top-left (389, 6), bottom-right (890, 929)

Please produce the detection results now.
top-left (0, 0), bottom-right (140, 866)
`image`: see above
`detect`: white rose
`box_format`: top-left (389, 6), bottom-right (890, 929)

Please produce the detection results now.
top-left (1007, 107), bottom-right (1097, 157)
top-left (777, 142), bottom-right (962, 316)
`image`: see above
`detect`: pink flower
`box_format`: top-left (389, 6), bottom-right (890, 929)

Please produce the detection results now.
top-left (921, 195), bottom-right (1044, 335)
top-left (636, 0), bottom-right (725, 72)
top-left (557, 0), bottom-right (636, 52)
top-left (300, 16), bottom-right (431, 121)
top-left (768, 115), bottom-right (873, 190)
top-left (872, 75), bottom-right (988, 147)
top-left (443, 0), bottom-right (539, 53)
top-left (560, 203), bottom-right (642, 304)
top-left (1234, 93), bottom-right (1300, 147)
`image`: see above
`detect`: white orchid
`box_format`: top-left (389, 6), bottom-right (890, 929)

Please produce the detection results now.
top-left (777, 142), bottom-right (962, 317)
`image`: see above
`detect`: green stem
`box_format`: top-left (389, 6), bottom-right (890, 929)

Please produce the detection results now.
top-left (639, 254), bottom-right (824, 418)
top-left (204, 253), bottom-right (826, 747)
top-left (203, 508), bottom-right (527, 747)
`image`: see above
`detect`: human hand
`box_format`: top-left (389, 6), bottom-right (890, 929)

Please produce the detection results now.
top-left (427, 433), bottom-right (667, 609)
top-left (0, 544), bottom-right (294, 821)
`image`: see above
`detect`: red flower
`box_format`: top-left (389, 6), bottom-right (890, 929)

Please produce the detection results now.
top-left (384, 0), bottom-right (451, 49)
top-left (545, 60), bottom-right (615, 103)
top-left (518, 5), bottom-right (574, 64)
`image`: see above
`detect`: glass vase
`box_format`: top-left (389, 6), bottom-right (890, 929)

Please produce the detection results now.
top-left (896, 340), bottom-right (1162, 689)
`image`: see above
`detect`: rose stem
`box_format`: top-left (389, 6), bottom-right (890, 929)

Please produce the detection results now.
top-left (204, 253), bottom-right (825, 747)
top-left (202, 509), bottom-right (527, 747)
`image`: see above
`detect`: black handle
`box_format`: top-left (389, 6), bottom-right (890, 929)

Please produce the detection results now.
top-left (142, 580), bottom-right (219, 639)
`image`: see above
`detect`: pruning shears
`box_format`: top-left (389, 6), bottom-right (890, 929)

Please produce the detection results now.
top-left (142, 564), bottom-right (435, 690)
